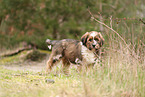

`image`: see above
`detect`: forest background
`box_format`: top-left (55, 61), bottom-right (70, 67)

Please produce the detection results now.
top-left (0, 0), bottom-right (144, 50)
top-left (0, 0), bottom-right (145, 97)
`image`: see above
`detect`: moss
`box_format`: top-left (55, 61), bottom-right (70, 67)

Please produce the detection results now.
top-left (25, 50), bottom-right (47, 61)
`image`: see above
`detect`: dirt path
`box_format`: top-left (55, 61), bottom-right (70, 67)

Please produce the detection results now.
top-left (1, 50), bottom-right (77, 72)
top-left (2, 60), bottom-right (47, 72)
top-left (0, 50), bottom-right (50, 72)
top-left (2, 61), bottom-right (46, 72)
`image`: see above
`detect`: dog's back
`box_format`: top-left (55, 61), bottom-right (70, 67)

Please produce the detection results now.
top-left (50, 39), bottom-right (82, 63)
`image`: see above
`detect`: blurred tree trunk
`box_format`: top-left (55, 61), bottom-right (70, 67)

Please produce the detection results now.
top-left (0, 18), bottom-right (2, 25)
top-left (52, 27), bottom-right (58, 39)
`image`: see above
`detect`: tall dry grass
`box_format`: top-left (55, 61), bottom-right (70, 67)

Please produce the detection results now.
top-left (0, 35), bottom-right (144, 97)
top-left (79, 24), bottom-right (145, 96)
top-left (0, 16), bottom-right (144, 97)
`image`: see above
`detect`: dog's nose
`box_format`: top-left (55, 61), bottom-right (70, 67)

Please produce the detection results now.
top-left (92, 44), bottom-right (96, 48)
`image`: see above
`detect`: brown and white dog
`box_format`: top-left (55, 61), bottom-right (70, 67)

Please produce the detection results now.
top-left (46, 31), bottom-right (104, 73)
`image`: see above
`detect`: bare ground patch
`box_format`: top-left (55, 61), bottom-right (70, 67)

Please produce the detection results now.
top-left (0, 49), bottom-right (50, 72)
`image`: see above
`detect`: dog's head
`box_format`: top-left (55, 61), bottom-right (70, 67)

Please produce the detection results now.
top-left (81, 31), bottom-right (104, 52)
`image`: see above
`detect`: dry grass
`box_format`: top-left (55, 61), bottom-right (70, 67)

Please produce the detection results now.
top-left (0, 1), bottom-right (144, 96)
top-left (0, 38), bottom-right (144, 97)
top-left (0, 22), bottom-right (144, 96)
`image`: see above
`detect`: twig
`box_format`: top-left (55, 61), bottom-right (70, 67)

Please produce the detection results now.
top-left (88, 8), bottom-right (128, 46)
top-left (139, 19), bottom-right (145, 25)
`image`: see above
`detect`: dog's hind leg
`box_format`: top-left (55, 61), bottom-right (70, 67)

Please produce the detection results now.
top-left (62, 57), bottom-right (70, 74)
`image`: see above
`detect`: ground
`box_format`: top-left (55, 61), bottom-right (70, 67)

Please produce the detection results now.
top-left (0, 49), bottom-right (144, 97)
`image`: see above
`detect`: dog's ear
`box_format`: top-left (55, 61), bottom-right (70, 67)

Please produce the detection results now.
top-left (81, 32), bottom-right (90, 45)
top-left (98, 32), bottom-right (104, 46)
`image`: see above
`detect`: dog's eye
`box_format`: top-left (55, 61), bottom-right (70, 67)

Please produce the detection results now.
top-left (89, 39), bottom-right (92, 41)
top-left (94, 38), bottom-right (99, 41)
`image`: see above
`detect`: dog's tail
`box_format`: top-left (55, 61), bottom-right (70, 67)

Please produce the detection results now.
top-left (46, 39), bottom-right (59, 50)
top-left (46, 39), bottom-right (56, 45)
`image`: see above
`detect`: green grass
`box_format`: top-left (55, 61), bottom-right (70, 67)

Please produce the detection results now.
top-left (0, 52), bottom-right (23, 65)
top-left (0, 50), bottom-right (50, 65)
top-left (0, 38), bottom-right (144, 97)
top-left (0, 54), bottom-right (144, 97)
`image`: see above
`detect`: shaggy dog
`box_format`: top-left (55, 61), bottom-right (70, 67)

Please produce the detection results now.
top-left (46, 31), bottom-right (104, 73)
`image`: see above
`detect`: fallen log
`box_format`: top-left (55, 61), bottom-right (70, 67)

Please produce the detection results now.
top-left (1, 47), bottom-right (32, 57)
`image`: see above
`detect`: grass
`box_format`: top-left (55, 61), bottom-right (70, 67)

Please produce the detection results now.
top-left (0, 65), bottom-right (144, 97)
top-left (0, 44), bottom-right (144, 97)
top-left (0, 52), bottom-right (24, 65)
top-left (0, 49), bottom-right (50, 65)
top-left (0, 25), bottom-right (144, 96)
top-left (0, 1), bottom-right (144, 96)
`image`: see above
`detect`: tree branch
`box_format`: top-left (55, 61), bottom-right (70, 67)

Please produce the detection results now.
top-left (88, 8), bottom-right (128, 46)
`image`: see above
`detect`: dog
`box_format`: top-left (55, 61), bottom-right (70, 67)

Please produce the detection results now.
top-left (46, 31), bottom-right (104, 74)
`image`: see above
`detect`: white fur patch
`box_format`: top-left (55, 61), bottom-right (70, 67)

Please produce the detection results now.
top-left (46, 39), bottom-right (51, 43)
top-left (80, 42), bottom-right (96, 65)
top-left (93, 40), bottom-right (97, 45)
top-left (53, 54), bottom-right (62, 60)
top-left (75, 58), bottom-right (82, 64)
top-left (90, 31), bottom-right (97, 38)
top-left (48, 45), bottom-right (52, 50)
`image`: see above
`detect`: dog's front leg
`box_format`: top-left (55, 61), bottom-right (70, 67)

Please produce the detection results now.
top-left (76, 65), bottom-right (82, 73)
top-left (46, 58), bottom-right (54, 74)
